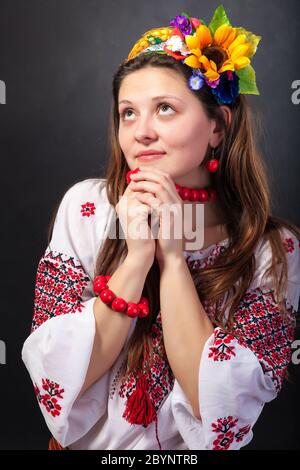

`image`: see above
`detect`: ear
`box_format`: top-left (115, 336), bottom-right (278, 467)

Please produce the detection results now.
top-left (209, 105), bottom-right (232, 148)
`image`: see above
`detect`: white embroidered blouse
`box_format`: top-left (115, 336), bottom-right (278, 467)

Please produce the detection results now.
top-left (21, 178), bottom-right (300, 450)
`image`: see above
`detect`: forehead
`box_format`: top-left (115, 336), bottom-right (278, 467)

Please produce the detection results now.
top-left (118, 67), bottom-right (189, 103)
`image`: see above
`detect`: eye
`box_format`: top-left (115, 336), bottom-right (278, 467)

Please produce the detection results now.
top-left (120, 108), bottom-right (133, 120)
top-left (120, 102), bottom-right (175, 121)
top-left (159, 103), bottom-right (175, 115)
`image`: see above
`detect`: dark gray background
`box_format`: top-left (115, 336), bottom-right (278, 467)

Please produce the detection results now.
top-left (0, 0), bottom-right (299, 450)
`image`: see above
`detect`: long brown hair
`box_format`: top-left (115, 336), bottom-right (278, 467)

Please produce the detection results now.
top-left (48, 53), bottom-right (300, 384)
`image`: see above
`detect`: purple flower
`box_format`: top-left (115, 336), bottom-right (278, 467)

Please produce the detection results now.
top-left (170, 15), bottom-right (192, 36)
top-left (188, 71), bottom-right (205, 91)
top-left (189, 75), bottom-right (204, 90)
top-left (227, 71), bottom-right (234, 81)
top-left (204, 76), bottom-right (220, 89)
top-left (211, 72), bottom-right (240, 105)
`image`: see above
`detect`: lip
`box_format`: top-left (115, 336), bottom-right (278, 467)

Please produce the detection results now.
top-left (137, 153), bottom-right (166, 162)
top-left (136, 149), bottom-right (165, 157)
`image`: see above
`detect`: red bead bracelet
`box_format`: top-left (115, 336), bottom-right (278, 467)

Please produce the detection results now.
top-left (93, 275), bottom-right (149, 319)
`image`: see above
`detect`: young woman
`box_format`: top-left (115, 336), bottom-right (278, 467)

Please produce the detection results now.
top-left (22, 6), bottom-right (300, 450)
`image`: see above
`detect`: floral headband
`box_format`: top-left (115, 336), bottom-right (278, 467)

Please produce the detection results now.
top-left (125, 4), bottom-right (261, 105)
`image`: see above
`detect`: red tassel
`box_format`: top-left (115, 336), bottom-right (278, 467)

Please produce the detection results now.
top-left (123, 374), bottom-right (156, 427)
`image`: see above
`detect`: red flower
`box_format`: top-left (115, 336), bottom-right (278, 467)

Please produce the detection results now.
top-left (212, 416), bottom-right (238, 433)
top-left (34, 377), bottom-right (65, 418)
top-left (211, 416), bottom-right (251, 450)
top-left (235, 424), bottom-right (251, 442)
top-left (283, 237), bottom-right (295, 253)
top-left (213, 431), bottom-right (235, 450)
top-left (234, 307), bottom-right (251, 324)
top-left (244, 323), bottom-right (260, 340)
top-left (249, 301), bottom-right (266, 317)
top-left (80, 201), bottom-right (96, 217)
top-left (41, 395), bottom-right (62, 417)
top-left (208, 329), bottom-right (237, 361)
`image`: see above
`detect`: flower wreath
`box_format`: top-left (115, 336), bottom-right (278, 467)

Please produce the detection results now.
top-left (125, 4), bottom-right (261, 105)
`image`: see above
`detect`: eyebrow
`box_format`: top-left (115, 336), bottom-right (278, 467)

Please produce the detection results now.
top-left (118, 95), bottom-right (184, 105)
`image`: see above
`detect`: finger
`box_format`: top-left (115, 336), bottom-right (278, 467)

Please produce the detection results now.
top-left (135, 191), bottom-right (161, 212)
top-left (130, 180), bottom-right (170, 203)
top-left (136, 193), bottom-right (160, 225)
top-left (126, 180), bottom-right (138, 193)
top-left (130, 170), bottom-right (180, 203)
top-left (122, 181), bottom-right (139, 200)
top-left (130, 170), bottom-right (172, 188)
top-left (133, 200), bottom-right (152, 219)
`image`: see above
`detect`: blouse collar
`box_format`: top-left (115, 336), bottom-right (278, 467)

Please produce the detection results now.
top-left (183, 238), bottom-right (229, 269)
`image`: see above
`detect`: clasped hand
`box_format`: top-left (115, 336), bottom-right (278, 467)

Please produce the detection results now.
top-left (129, 166), bottom-right (186, 266)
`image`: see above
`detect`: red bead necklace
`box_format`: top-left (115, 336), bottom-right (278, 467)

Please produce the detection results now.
top-left (126, 168), bottom-right (217, 202)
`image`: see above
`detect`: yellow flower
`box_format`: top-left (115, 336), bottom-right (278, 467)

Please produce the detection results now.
top-left (185, 25), bottom-right (213, 51)
top-left (183, 23), bottom-right (259, 83)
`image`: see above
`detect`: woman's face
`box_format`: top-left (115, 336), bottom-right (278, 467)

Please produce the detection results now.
top-left (118, 66), bottom-right (223, 187)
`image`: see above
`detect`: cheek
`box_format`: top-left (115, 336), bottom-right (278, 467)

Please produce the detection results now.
top-left (166, 119), bottom-right (210, 152)
top-left (118, 126), bottom-right (130, 152)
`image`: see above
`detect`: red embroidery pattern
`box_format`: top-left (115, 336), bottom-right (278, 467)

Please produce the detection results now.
top-left (31, 249), bottom-right (90, 332)
top-left (206, 288), bottom-right (295, 393)
top-left (34, 378), bottom-right (65, 417)
top-left (185, 242), bottom-right (228, 271)
top-left (112, 311), bottom-right (175, 426)
top-left (211, 416), bottom-right (251, 450)
top-left (232, 287), bottom-right (296, 394)
top-left (80, 202), bottom-right (96, 217)
top-left (283, 237), bottom-right (295, 254)
top-left (208, 328), bottom-right (246, 361)
top-left (187, 232), bottom-right (297, 395)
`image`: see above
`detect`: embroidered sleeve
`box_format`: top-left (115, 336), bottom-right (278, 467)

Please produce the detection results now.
top-left (171, 228), bottom-right (300, 450)
top-left (21, 178), bottom-right (112, 448)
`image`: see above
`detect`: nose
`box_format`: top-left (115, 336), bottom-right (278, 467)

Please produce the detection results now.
top-left (134, 113), bottom-right (158, 143)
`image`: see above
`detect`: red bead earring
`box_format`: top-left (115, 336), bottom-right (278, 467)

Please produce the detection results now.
top-left (205, 147), bottom-right (219, 173)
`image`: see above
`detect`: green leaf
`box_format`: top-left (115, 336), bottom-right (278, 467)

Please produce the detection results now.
top-left (147, 35), bottom-right (163, 45)
top-left (208, 4), bottom-right (231, 36)
top-left (236, 65), bottom-right (260, 95)
top-left (198, 18), bottom-right (207, 27)
top-left (181, 11), bottom-right (191, 21)
top-left (236, 27), bottom-right (262, 58)
top-left (143, 51), bottom-right (166, 56)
